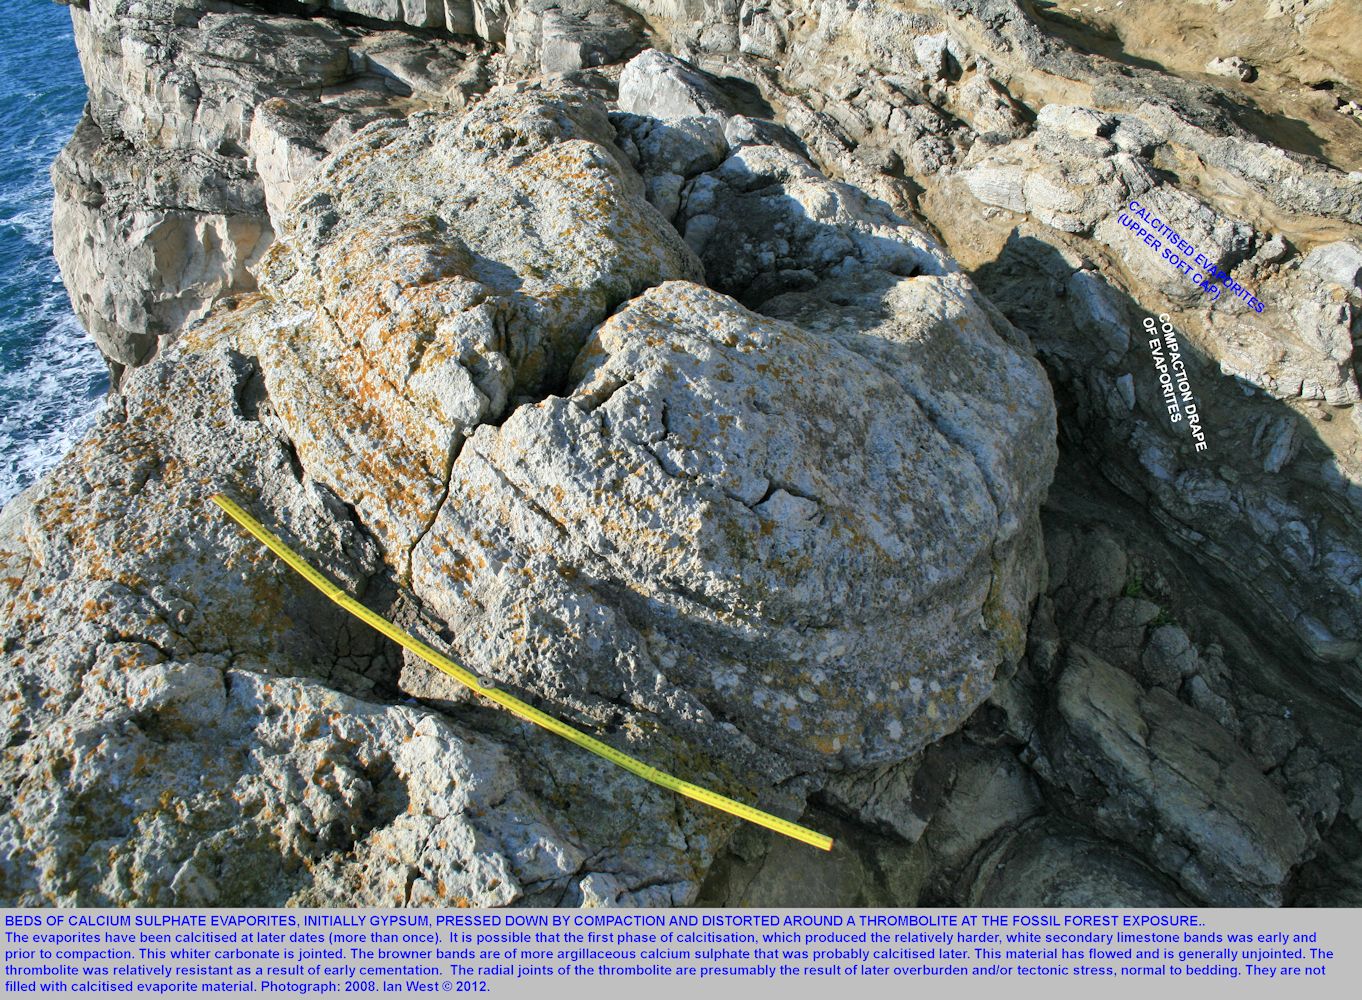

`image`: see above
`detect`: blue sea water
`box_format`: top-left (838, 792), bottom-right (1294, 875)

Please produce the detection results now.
top-left (0, 3), bottom-right (106, 508)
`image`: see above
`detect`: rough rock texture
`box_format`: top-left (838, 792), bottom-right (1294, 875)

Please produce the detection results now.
top-left (412, 279), bottom-right (1051, 775)
top-left (251, 89), bottom-right (700, 562)
top-left (52, 0), bottom-right (492, 381)
top-left (2, 90), bottom-right (727, 905)
top-left (0, 301), bottom-right (646, 906)
top-left (506, 0), bottom-right (646, 75)
top-left (614, 0), bottom-right (1362, 907)
top-left (10, 50), bottom-right (1053, 902)
top-left (27, 0), bottom-right (1362, 907)
top-left (1036, 644), bottom-right (1308, 905)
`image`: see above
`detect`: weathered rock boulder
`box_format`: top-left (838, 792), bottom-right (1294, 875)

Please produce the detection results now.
top-left (412, 278), bottom-right (1054, 773)
top-left (0, 300), bottom-right (726, 906)
top-left (252, 89), bottom-right (701, 565)
top-left (506, 0), bottom-right (647, 75)
top-left (8, 80), bottom-right (1056, 904)
top-left (619, 48), bottom-right (732, 120)
top-left (601, 0), bottom-right (1362, 683)
top-left (1, 301), bottom-right (712, 906)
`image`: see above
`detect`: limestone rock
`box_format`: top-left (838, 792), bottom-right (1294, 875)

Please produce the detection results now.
top-left (350, 32), bottom-right (492, 105)
top-left (611, 111), bottom-right (729, 218)
top-left (1206, 56), bottom-right (1257, 83)
top-left (1035, 645), bottom-right (1310, 905)
top-left (252, 90), bottom-right (701, 565)
top-left (52, 115), bottom-right (272, 372)
top-left (13, 71), bottom-right (1064, 905)
top-left (506, 0), bottom-right (647, 75)
top-left (611, 0), bottom-right (1362, 687)
top-left (39, 0), bottom-right (1362, 909)
top-left (678, 141), bottom-right (950, 306)
top-left (618, 48), bottom-right (732, 120)
top-left (411, 278), bottom-right (1055, 772)
top-left (53, 0), bottom-right (492, 378)
top-left (323, 1), bottom-right (446, 28)
top-left (952, 73), bottom-right (1030, 140)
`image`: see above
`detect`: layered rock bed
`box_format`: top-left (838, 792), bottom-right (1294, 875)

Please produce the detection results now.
top-left (2, 0), bottom-right (1359, 906)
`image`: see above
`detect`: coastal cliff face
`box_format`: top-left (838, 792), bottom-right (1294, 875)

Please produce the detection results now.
top-left (7, 0), bottom-right (1360, 905)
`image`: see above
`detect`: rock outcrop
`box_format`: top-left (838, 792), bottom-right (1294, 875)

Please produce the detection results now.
top-left (20, 0), bottom-right (1362, 907)
top-left (7, 67), bottom-right (1053, 903)
top-left (52, 0), bottom-right (492, 380)
top-left (616, 0), bottom-right (1362, 906)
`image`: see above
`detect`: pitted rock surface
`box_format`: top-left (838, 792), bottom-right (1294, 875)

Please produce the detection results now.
top-left (412, 279), bottom-right (1054, 771)
top-left (252, 90), bottom-right (701, 566)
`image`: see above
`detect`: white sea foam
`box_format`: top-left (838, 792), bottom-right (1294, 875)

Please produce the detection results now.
top-left (0, 311), bottom-right (105, 509)
top-left (0, 14), bottom-right (107, 509)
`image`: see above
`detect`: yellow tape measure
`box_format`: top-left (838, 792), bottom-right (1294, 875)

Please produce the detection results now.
top-left (210, 494), bottom-right (833, 851)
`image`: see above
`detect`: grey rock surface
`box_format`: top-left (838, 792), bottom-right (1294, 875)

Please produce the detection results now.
top-left (506, 0), bottom-right (646, 75)
top-left (2, 90), bottom-right (735, 903)
top-left (412, 277), bottom-right (1053, 773)
top-left (1036, 645), bottom-right (1309, 905)
top-left (32, 0), bottom-right (1362, 907)
top-left (618, 48), bottom-right (732, 120)
top-left (11, 74), bottom-right (1054, 905)
top-left (595, 1), bottom-right (1362, 685)
top-left (966, 819), bottom-right (1187, 907)
top-left (52, 0), bottom-right (492, 380)
top-left (0, 302), bottom-right (710, 906)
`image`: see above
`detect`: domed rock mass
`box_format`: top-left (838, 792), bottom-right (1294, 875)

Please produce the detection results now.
top-left (5, 70), bottom-right (1051, 904)
top-left (9, 0), bottom-right (1362, 906)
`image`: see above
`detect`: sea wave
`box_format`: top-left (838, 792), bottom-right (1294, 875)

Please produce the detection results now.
top-left (0, 13), bottom-right (106, 508)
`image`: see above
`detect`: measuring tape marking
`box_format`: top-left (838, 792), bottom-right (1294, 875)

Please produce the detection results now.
top-left (209, 493), bottom-right (833, 851)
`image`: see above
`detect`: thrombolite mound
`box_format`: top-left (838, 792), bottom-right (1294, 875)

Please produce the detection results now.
top-left (411, 279), bottom-right (1052, 773)
top-left (2, 84), bottom-right (1055, 904)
